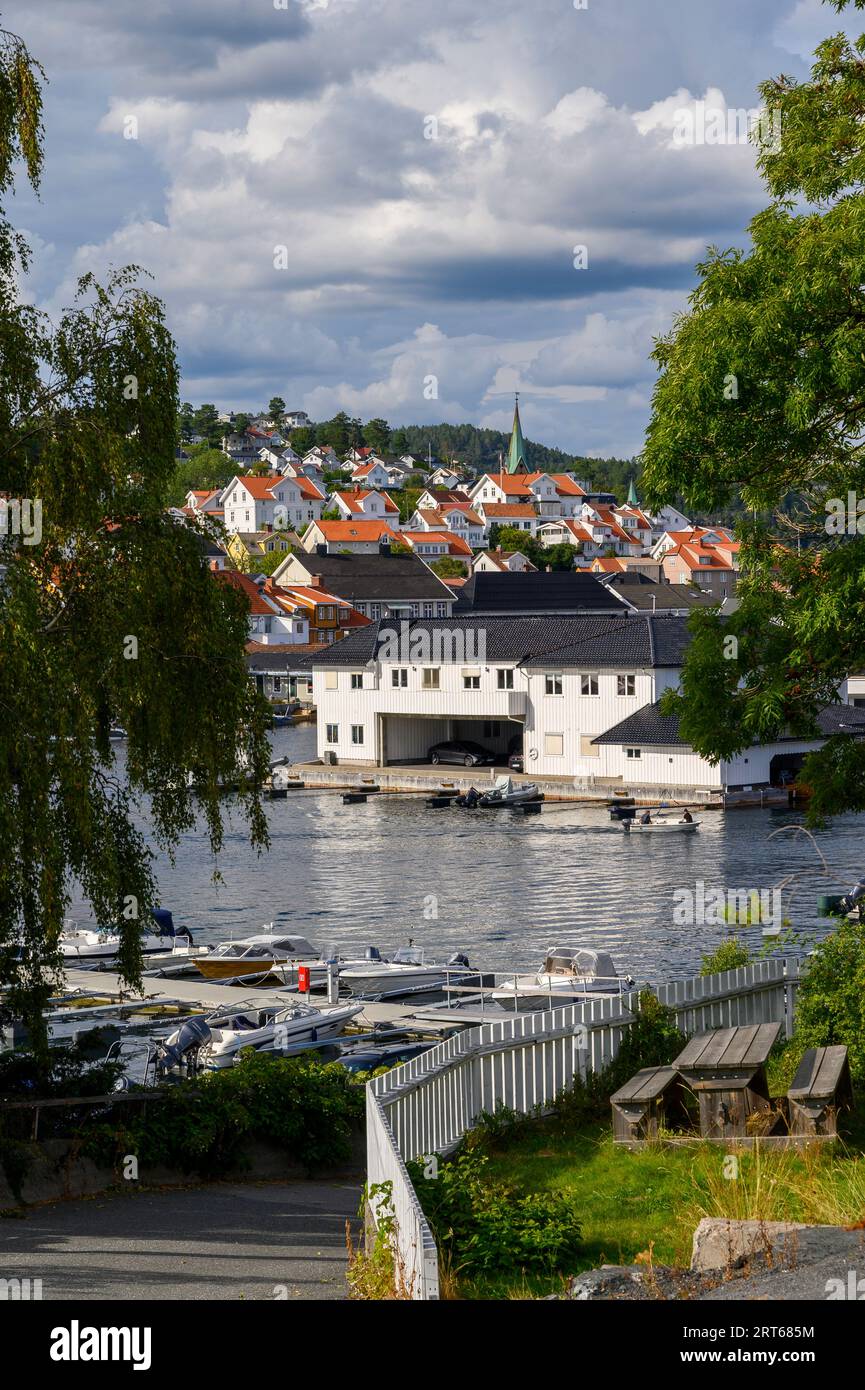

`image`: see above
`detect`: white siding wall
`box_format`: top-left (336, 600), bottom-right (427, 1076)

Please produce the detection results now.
top-left (525, 667), bottom-right (655, 776)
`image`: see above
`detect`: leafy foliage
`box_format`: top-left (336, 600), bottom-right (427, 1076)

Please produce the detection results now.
top-left (409, 1147), bottom-right (583, 1276)
top-left (700, 938), bottom-right (752, 976)
top-left (0, 30), bottom-right (270, 1045)
top-left (793, 916), bottom-right (865, 1078)
top-left (82, 1052), bottom-right (363, 1177)
top-left (641, 8), bottom-right (865, 814)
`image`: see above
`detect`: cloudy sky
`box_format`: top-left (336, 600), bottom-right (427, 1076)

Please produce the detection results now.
top-left (2, 0), bottom-right (858, 456)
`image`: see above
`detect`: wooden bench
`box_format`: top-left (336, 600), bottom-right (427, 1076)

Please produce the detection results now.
top-left (610, 1066), bottom-right (690, 1144)
top-left (673, 1024), bottom-right (783, 1140)
top-left (787, 1046), bottom-right (853, 1137)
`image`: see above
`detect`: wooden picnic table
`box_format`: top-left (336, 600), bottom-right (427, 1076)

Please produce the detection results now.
top-left (673, 1023), bottom-right (782, 1140)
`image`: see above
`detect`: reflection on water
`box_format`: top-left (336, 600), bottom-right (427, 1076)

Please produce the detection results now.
top-left (75, 725), bottom-right (865, 983)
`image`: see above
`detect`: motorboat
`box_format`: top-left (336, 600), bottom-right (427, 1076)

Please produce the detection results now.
top-left (492, 946), bottom-right (634, 1012)
top-left (477, 776), bottom-right (542, 808)
top-left (57, 909), bottom-right (192, 963)
top-left (175, 998), bottom-right (363, 1069)
top-left (339, 946), bottom-right (475, 999)
top-left (623, 813), bottom-right (700, 834)
top-left (189, 930), bottom-right (324, 981)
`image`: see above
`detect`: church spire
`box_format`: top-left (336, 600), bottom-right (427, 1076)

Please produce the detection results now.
top-left (627, 476), bottom-right (639, 507)
top-left (505, 393), bottom-right (528, 474)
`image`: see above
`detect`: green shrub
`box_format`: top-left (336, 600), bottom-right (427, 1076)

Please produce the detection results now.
top-left (700, 939), bottom-right (752, 975)
top-left (81, 1051), bottom-right (364, 1177)
top-left (409, 1148), bottom-right (582, 1276)
top-left (792, 918), bottom-right (865, 1080)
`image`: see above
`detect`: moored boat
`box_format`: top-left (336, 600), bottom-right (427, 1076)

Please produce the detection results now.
top-left (339, 946), bottom-right (474, 998)
top-left (492, 945), bottom-right (633, 1012)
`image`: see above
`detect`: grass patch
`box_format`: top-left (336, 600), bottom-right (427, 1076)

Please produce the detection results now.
top-left (435, 1066), bottom-right (865, 1299)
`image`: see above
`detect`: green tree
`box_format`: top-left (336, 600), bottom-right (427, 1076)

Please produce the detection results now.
top-left (168, 448), bottom-right (235, 506)
top-left (0, 27), bottom-right (269, 1047)
top-left (290, 425), bottom-right (316, 454)
top-left (316, 411), bottom-right (351, 454)
top-left (268, 396), bottom-right (286, 429)
top-left (363, 417), bottom-right (391, 454)
top-left (192, 402), bottom-right (222, 444)
top-left (430, 556), bottom-right (467, 579)
top-left (641, 0), bottom-right (865, 816)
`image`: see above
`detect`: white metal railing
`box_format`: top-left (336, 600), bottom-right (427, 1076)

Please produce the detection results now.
top-left (365, 958), bottom-right (800, 1300)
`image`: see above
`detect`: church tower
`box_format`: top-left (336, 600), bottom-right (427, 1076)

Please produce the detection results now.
top-left (505, 394), bottom-right (529, 474)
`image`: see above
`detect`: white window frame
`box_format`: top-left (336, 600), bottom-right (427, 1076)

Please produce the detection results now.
top-left (545, 673), bottom-right (563, 696)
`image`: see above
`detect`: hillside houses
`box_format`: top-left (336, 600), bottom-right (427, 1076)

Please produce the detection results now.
top-left (301, 519), bottom-right (400, 553)
top-left (330, 489), bottom-right (401, 523)
top-left (222, 474), bottom-right (326, 534)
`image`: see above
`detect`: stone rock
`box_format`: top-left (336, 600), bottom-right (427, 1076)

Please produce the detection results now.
top-left (691, 1218), bottom-right (816, 1272)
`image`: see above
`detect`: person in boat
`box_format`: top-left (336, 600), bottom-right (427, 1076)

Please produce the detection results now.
top-left (681, 809), bottom-right (693, 823)
top-left (640, 810), bottom-right (652, 825)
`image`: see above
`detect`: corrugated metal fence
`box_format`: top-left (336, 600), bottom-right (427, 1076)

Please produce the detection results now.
top-left (366, 958), bottom-right (801, 1300)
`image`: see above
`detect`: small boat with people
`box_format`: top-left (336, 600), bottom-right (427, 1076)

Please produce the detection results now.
top-left (622, 809), bottom-right (700, 834)
top-left (492, 945), bottom-right (634, 1012)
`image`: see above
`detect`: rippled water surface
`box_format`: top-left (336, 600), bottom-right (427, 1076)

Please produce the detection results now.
top-left (79, 725), bottom-right (865, 983)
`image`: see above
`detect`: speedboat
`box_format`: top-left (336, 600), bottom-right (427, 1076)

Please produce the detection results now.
top-left (190, 930), bottom-right (324, 981)
top-left (492, 946), bottom-right (633, 1012)
top-left (186, 998), bottom-right (363, 1068)
top-left (477, 776), bottom-right (542, 808)
top-left (339, 946), bottom-right (475, 999)
top-left (57, 909), bottom-right (192, 963)
top-left (623, 814), bottom-right (700, 834)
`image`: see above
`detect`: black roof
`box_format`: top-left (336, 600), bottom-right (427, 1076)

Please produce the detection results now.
top-left (313, 613), bottom-right (692, 668)
top-left (275, 550), bottom-right (454, 602)
top-left (593, 702), bottom-right (689, 746)
top-left (603, 576), bottom-right (717, 611)
top-left (593, 701), bottom-right (865, 747)
top-left (454, 570), bottom-right (626, 615)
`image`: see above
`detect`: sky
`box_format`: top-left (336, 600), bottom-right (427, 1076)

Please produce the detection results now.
top-left (2, 0), bottom-right (859, 457)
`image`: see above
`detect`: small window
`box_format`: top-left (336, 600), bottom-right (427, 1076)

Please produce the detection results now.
top-left (325, 724), bottom-right (338, 743)
top-left (436, 602), bottom-right (448, 617)
top-left (422, 668), bottom-right (440, 690)
top-left (544, 733), bottom-right (564, 757)
top-left (324, 671), bottom-right (338, 690)
top-left (350, 673), bottom-right (363, 690)
top-left (617, 675), bottom-right (635, 697)
top-left (581, 674), bottom-right (599, 696)
top-left (497, 669), bottom-right (514, 690)
top-left (545, 673), bottom-right (563, 696)
top-left (626, 747), bottom-right (641, 760)
top-left (391, 668), bottom-right (408, 688)
top-left (423, 602), bottom-right (434, 618)
top-left (351, 725), bottom-right (364, 745)
top-left (370, 603), bottom-right (381, 620)
top-left (463, 674), bottom-right (481, 690)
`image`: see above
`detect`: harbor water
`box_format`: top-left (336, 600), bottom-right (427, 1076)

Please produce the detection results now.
top-left (64, 725), bottom-right (865, 985)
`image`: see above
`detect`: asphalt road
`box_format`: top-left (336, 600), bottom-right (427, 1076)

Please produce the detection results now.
top-left (0, 1181), bottom-right (363, 1300)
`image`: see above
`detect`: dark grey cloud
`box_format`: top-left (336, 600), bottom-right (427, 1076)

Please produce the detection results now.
top-left (0, 0), bottom-right (841, 454)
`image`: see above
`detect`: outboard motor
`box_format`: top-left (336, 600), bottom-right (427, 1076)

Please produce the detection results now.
top-left (447, 952), bottom-right (470, 969)
top-left (157, 1016), bottom-right (212, 1074)
top-left (839, 879), bottom-right (865, 913)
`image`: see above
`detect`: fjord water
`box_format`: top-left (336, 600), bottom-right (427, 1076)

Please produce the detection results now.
top-left (96, 724), bottom-right (865, 985)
